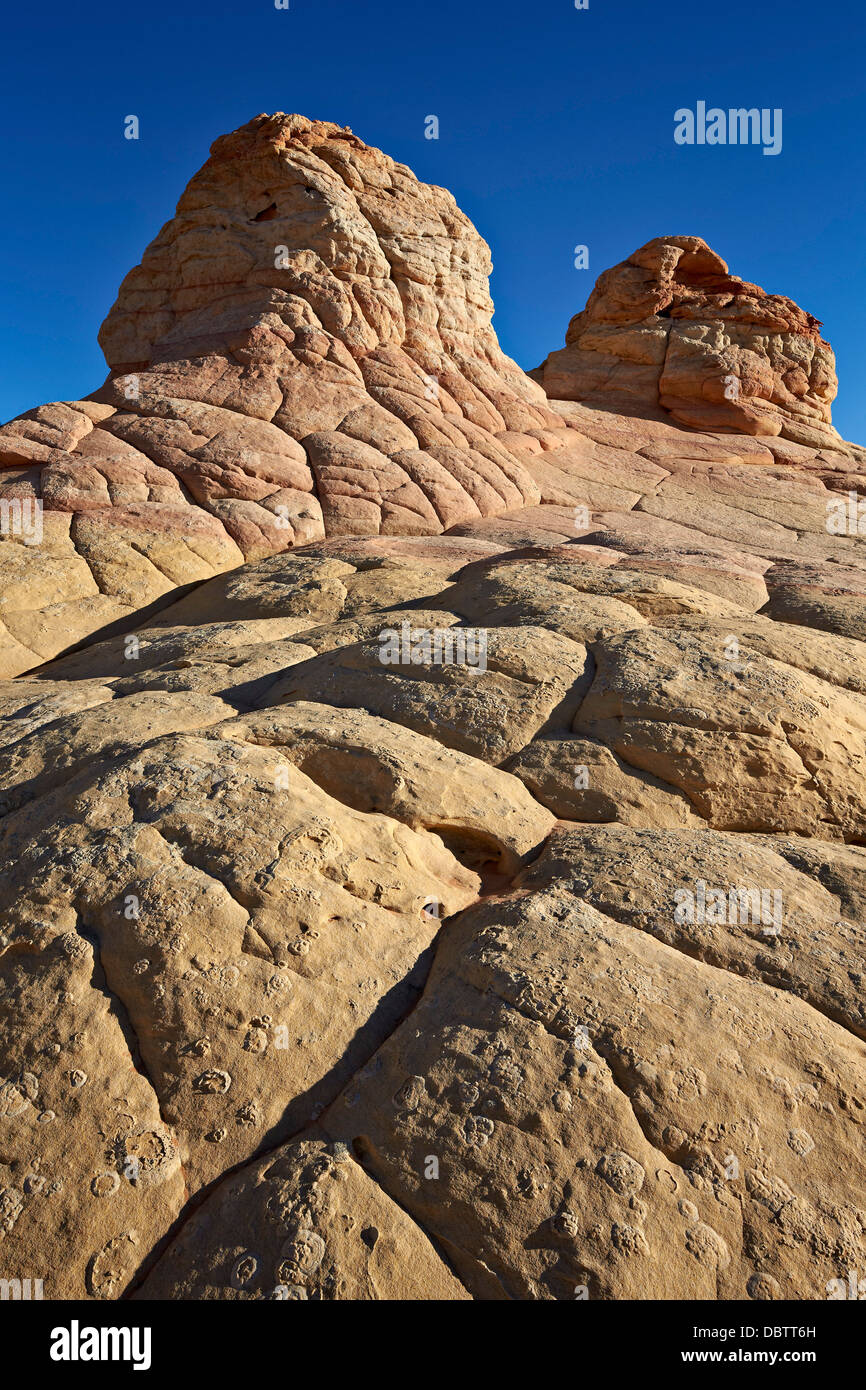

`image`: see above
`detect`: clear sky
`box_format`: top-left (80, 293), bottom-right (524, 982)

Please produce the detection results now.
top-left (2, 0), bottom-right (865, 440)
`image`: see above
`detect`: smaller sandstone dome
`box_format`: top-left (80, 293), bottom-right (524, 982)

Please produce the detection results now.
top-left (532, 234), bottom-right (839, 448)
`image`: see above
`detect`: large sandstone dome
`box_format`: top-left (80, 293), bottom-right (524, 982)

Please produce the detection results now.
top-left (0, 115), bottom-right (864, 1303)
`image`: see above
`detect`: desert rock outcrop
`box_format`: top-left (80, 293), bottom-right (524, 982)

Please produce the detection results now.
top-left (0, 117), bottom-right (864, 1302)
top-left (0, 113), bottom-right (564, 677)
top-left (532, 235), bottom-right (840, 447)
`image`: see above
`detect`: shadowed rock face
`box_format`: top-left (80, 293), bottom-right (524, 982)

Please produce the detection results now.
top-left (532, 235), bottom-right (840, 447)
top-left (0, 118), bottom-right (865, 1302)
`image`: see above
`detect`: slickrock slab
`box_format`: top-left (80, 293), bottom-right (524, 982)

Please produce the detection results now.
top-left (0, 515), bottom-right (864, 1301)
top-left (309, 881), bottom-right (864, 1300)
top-left (135, 1138), bottom-right (469, 1301)
top-left (505, 734), bottom-right (698, 829)
top-left (0, 925), bottom-right (185, 1301)
top-left (0, 733), bottom-right (479, 1222)
top-left (573, 624), bottom-right (866, 837)
top-left (209, 701), bottom-right (555, 873)
top-left (762, 560), bottom-right (866, 641)
top-left (522, 826), bottom-right (866, 1039)
top-left (266, 622), bottom-right (591, 764)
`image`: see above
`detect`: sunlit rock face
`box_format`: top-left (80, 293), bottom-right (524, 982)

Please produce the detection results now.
top-left (0, 113), bottom-right (562, 677)
top-left (95, 111), bottom-right (556, 534)
top-left (532, 234), bottom-right (840, 447)
top-left (0, 118), bottom-right (865, 1304)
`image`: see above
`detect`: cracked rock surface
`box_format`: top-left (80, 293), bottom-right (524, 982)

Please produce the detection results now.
top-left (0, 115), bottom-right (864, 1301)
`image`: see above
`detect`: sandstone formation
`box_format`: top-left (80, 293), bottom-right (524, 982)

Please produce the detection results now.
top-left (532, 235), bottom-right (841, 447)
top-left (0, 116), bottom-right (864, 1303)
top-left (0, 113), bottom-right (564, 680)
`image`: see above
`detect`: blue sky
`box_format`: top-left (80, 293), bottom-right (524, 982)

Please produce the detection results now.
top-left (2, 0), bottom-right (865, 440)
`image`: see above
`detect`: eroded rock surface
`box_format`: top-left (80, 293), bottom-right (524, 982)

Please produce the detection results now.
top-left (0, 113), bottom-right (564, 677)
top-left (1, 528), bottom-right (864, 1300)
top-left (533, 236), bottom-right (842, 447)
top-left (0, 116), bottom-right (864, 1302)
